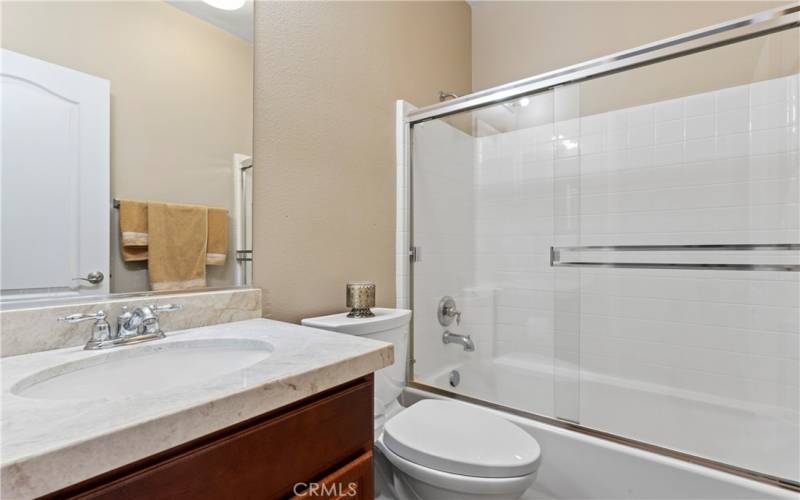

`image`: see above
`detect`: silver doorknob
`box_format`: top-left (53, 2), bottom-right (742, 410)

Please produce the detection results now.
top-left (73, 271), bottom-right (104, 284)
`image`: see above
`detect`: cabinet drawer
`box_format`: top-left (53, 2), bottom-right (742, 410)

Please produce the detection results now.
top-left (291, 451), bottom-right (373, 500)
top-left (51, 376), bottom-right (373, 500)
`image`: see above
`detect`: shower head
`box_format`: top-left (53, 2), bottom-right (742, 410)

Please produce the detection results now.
top-left (438, 90), bottom-right (459, 102)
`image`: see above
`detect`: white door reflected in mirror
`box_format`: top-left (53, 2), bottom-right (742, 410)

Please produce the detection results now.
top-left (0, 49), bottom-right (110, 302)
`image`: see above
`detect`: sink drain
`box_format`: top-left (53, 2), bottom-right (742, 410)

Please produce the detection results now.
top-left (449, 369), bottom-right (460, 388)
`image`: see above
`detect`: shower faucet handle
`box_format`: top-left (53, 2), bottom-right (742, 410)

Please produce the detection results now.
top-left (452, 309), bottom-right (462, 326)
top-left (438, 296), bottom-right (462, 327)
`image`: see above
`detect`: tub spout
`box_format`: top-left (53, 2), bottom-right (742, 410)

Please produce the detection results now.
top-left (442, 330), bottom-right (475, 352)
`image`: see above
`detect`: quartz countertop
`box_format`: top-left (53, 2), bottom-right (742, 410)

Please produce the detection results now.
top-left (1, 318), bottom-right (393, 498)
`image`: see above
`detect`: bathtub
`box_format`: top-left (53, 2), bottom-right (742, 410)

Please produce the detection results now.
top-left (407, 355), bottom-right (798, 499)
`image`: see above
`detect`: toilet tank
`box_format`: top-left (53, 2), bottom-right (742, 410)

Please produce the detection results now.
top-left (301, 308), bottom-right (412, 428)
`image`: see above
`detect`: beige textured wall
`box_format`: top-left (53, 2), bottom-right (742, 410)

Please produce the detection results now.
top-left (471, 1), bottom-right (789, 92)
top-left (1, 1), bottom-right (253, 293)
top-left (253, 1), bottom-right (471, 322)
top-left (580, 27), bottom-right (798, 116)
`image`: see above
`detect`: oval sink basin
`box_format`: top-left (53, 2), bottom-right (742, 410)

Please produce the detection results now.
top-left (11, 338), bottom-right (273, 401)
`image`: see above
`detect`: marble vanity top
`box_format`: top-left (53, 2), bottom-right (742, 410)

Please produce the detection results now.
top-left (1, 318), bottom-right (393, 498)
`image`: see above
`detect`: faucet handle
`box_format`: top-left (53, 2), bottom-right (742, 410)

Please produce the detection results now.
top-left (58, 311), bottom-right (112, 349)
top-left (59, 310), bottom-right (107, 323)
top-left (141, 304), bottom-right (183, 336)
top-left (150, 303), bottom-right (183, 314)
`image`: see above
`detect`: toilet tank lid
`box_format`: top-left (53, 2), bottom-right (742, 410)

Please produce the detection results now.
top-left (301, 308), bottom-right (411, 335)
top-left (382, 400), bottom-right (541, 478)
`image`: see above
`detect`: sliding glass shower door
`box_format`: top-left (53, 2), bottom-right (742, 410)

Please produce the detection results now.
top-left (551, 28), bottom-right (799, 481)
top-left (408, 12), bottom-right (798, 485)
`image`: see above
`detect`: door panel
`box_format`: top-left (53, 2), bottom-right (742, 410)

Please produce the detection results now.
top-left (1, 49), bottom-right (110, 298)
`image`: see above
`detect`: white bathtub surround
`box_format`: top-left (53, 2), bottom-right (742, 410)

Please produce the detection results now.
top-left (403, 388), bottom-right (796, 500)
top-left (1, 318), bottom-right (393, 498)
top-left (397, 74), bottom-right (800, 482)
top-left (0, 287), bottom-right (262, 357)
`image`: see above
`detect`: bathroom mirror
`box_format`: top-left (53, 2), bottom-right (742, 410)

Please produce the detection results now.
top-left (0, 0), bottom-right (254, 304)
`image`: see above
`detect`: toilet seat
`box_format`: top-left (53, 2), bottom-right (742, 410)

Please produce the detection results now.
top-left (381, 400), bottom-right (541, 478)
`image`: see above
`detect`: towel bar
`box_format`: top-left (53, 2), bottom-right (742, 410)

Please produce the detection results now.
top-left (550, 244), bottom-right (800, 272)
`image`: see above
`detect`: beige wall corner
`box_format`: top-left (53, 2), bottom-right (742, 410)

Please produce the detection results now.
top-left (253, 1), bottom-right (471, 322)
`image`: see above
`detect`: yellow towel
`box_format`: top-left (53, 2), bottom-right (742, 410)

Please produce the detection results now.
top-left (147, 202), bottom-right (208, 291)
top-left (119, 200), bottom-right (148, 262)
top-left (206, 208), bottom-right (229, 266)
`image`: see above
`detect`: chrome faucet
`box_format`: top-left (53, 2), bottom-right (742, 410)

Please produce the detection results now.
top-left (117, 304), bottom-right (183, 339)
top-left (59, 303), bottom-right (183, 350)
top-left (442, 330), bottom-right (475, 352)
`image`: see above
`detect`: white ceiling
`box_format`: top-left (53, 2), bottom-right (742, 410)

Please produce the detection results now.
top-left (166, 0), bottom-right (253, 42)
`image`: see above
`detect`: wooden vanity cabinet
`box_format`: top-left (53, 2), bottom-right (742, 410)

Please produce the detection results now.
top-left (45, 375), bottom-right (374, 500)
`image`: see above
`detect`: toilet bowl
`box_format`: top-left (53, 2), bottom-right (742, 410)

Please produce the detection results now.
top-left (301, 308), bottom-right (542, 500)
top-left (377, 399), bottom-right (540, 500)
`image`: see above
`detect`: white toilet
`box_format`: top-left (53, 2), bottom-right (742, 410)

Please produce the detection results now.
top-left (302, 308), bottom-right (541, 500)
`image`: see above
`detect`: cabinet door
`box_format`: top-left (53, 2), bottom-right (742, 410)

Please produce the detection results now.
top-left (291, 451), bottom-right (373, 500)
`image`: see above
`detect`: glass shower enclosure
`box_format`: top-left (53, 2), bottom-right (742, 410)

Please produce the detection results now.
top-left (402, 4), bottom-right (799, 488)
